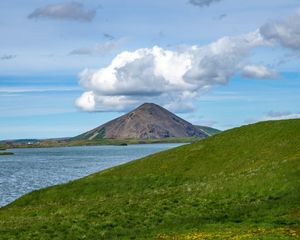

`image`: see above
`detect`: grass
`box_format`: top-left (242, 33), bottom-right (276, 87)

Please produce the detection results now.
top-left (195, 126), bottom-right (221, 136)
top-left (0, 148), bottom-right (13, 155)
top-left (0, 152), bottom-right (14, 155)
top-left (70, 137), bottom-right (201, 145)
top-left (72, 127), bottom-right (106, 141)
top-left (0, 119), bottom-right (299, 239)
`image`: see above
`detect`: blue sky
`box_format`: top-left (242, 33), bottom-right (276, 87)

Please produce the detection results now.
top-left (0, 0), bottom-right (300, 139)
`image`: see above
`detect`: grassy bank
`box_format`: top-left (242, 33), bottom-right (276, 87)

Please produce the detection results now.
top-left (0, 119), bottom-right (299, 239)
top-left (0, 152), bottom-right (14, 155)
top-left (0, 137), bottom-right (199, 149)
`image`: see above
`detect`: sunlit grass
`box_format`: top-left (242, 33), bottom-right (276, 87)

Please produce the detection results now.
top-left (0, 119), bottom-right (299, 239)
top-left (157, 227), bottom-right (300, 239)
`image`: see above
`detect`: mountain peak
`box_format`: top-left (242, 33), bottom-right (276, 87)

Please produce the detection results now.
top-left (75, 103), bottom-right (208, 140)
top-left (136, 102), bottom-right (161, 110)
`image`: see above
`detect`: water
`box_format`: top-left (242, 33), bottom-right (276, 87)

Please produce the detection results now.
top-left (0, 144), bottom-right (182, 207)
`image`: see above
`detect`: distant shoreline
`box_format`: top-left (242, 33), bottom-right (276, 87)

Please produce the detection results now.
top-left (0, 137), bottom-right (198, 150)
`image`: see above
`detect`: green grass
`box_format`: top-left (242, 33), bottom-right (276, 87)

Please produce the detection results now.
top-left (0, 152), bottom-right (14, 155)
top-left (0, 148), bottom-right (13, 155)
top-left (72, 127), bottom-right (106, 141)
top-left (0, 119), bottom-right (299, 239)
top-left (195, 125), bottom-right (221, 136)
top-left (68, 136), bottom-right (200, 145)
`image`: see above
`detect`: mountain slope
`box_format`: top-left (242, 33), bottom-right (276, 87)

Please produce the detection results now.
top-left (0, 119), bottom-right (299, 239)
top-left (74, 103), bottom-right (208, 140)
top-left (195, 125), bottom-right (221, 136)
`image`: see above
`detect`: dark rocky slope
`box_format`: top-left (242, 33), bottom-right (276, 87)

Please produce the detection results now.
top-left (75, 103), bottom-right (208, 140)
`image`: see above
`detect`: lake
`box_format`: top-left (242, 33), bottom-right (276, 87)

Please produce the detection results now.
top-left (0, 143), bottom-right (182, 207)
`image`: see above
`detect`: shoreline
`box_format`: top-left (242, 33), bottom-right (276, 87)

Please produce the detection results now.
top-left (0, 137), bottom-right (199, 150)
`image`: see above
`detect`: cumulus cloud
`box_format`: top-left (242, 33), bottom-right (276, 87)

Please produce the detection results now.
top-left (76, 31), bottom-right (266, 112)
top-left (189, 0), bottom-right (222, 8)
top-left (263, 111), bottom-right (300, 120)
top-left (28, 2), bottom-right (97, 22)
top-left (70, 39), bottom-right (123, 56)
top-left (241, 65), bottom-right (278, 79)
top-left (260, 8), bottom-right (300, 50)
top-left (76, 8), bottom-right (300, 113)
top-left (1, 54), bottom-right (16, 60)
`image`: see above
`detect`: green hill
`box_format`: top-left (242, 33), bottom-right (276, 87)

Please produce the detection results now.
top-left (195, 125), bottom-right (221, 136)
top-left (0, 119), bottom-right (300, 239)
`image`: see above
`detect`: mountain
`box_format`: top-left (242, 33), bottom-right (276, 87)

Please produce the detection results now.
top-left (74, 103), bottom-right (208, 140)
top-left (1, 119), bottom-right (299, 239)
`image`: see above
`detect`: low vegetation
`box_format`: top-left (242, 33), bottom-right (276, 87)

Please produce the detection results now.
top-left (1, 137), bottom-right (200, 149)
top-left (0, 119), bottom-right (299, 239)
top-left (0, 152), bottom-right (14, 155)
top-left (0, 147), bottom-right (14, 155)
top-left (195, 126), bottom-right (221, 136)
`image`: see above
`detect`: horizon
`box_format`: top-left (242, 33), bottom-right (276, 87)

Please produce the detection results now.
top-left (1, 0), bottom-right (300, 140)
top-left (0, 101), bottom-right (296, 141)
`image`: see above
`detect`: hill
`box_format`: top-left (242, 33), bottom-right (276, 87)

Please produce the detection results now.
top-left (195, 125), bottom-right (221, 136)
top-left (0, 119), bottom-right (299, 239)
top-left (74, 103), bottom-right (208, 140)
top-left (0, 104), bottom-right (218, 148)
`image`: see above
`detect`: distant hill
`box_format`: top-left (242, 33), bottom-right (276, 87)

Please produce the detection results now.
top-left (74, 103), bottom-right (208, 140)
top-left (195, 125), bottom-right (221, 136)
top-left (1, 119), bottom-right (299, 239)
top-left (0, 104), bottom-right (218, 149)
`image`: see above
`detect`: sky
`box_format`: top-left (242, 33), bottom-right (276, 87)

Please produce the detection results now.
top-left (0, 0), bottom-right (300, 140)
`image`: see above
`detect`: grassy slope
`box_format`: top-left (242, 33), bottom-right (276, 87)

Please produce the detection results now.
top-left (0, 120), bottom-right (300, 239)
top-left (195, 125), bottom-right (221, 136)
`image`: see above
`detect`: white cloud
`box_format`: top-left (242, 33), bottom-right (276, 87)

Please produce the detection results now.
top-left (75, 92), bottom-right (136, 112)
top-left (76, 30), bottom-right (266, 112)
top-left (246, 111), bottom-right (300, 124)
top-left (241, 65), bottom-right (278, 79)
top-left (263, 111), bottom-right (300, 121)
top-left (76, 8), bottom-right (300, 113)
top-left (260, 8), bottom-right (300, 50)
top-left (70, 39), bottom-right (125, 56)
top-left (28, 2), bottom-right (98, 22)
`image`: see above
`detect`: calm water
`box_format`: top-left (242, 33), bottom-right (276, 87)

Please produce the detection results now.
top-left (0, 144), bottom-right (182, 207)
